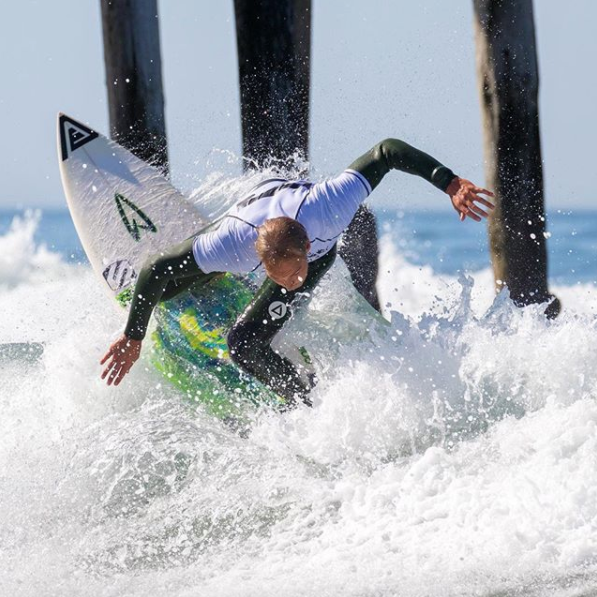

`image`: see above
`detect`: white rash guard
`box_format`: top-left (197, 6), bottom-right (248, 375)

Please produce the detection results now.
top-left (192, 169), bottom-right (372, 274)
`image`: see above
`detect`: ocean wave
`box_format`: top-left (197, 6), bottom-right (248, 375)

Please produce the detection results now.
top-left (0, 210), bottom-right (66, 289)
top-left (2, 207), bottom-right (597, 596)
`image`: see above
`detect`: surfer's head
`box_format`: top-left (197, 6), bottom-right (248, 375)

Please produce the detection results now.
top-left (256, 217), bottom-right (310, 290)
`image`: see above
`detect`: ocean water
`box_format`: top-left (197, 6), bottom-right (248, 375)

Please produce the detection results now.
top-left (3, 204), bottom-right (597, 285)
top-left (2, 186), bottom-right (597, 596)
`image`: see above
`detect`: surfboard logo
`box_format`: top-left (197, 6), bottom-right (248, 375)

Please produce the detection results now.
top-left (59, 114), bottom-right (99, 161)
top-left (268, 301), bottom-right (288, 321)
top-left (114, 193), bottom-right (157, 241)
top-left (102, 259), bottom-right (137, 292)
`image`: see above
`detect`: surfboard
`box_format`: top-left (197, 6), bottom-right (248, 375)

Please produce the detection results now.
top-left (57, 114), bottom-right (208, 300)
top-left (57, 113), bottom-right (308, 418)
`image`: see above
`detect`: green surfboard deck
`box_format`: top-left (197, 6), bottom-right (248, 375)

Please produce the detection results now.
top-left (149, 273), bottom-right (286, 420)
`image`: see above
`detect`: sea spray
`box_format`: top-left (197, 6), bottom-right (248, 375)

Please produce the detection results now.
top-left (2, 207), bottom-right (597, 596)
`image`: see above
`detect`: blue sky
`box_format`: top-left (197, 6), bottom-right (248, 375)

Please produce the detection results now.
top-left (1, 0), bottom-right (595, 209)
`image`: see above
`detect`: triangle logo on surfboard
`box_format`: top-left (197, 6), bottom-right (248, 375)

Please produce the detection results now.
top-left (58, 114), bottom-right (99, 161)
top-left (114, 193), bottom-right (158, 242)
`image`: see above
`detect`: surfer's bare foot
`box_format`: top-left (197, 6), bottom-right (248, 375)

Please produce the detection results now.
top-left (100, 335), bottom-right (142, 386)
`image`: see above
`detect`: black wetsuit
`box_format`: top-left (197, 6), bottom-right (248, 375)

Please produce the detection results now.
top-left (123, 139), bottom-right (456, 406)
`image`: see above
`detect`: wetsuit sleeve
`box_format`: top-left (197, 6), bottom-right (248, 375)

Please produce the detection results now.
top-left (348, 138), bottom-right (456, 193)
top-left (124, 237), bottom-right (217, 341)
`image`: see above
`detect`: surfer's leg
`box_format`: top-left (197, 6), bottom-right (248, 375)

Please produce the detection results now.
top-left (227, 246), bottom-right (337, 408)
top-left (125, 237), bottom-right (215, 340)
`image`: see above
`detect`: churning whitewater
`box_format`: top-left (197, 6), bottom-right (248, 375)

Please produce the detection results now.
top-left (2, 183), bottom-right (597, 596)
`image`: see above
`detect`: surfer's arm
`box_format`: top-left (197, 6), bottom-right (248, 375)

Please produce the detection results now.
top-left (349, 138), bottom-right (494, 221)
top-left (101, 237), bottom-right (218, 385)
top-left (101, 237), bottom-right (215, 385)
top-left (123, 237), bottom-right (212, 341)
top-left (349, 138), bottom-right (455, 192)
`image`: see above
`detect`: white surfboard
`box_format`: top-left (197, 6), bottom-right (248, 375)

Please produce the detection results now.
top-left (57, 113), bottom-right (207, 305)
top-left (57, 113), bottom-right (319, 412)
top-left (56, 113), bottom-right (392, 412)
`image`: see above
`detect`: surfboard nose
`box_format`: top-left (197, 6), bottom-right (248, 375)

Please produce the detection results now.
top-left (58, 113), bottom-right (99, 161)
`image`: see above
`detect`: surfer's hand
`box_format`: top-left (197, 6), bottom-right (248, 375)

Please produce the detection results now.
top-left (100, 334), bottom-right (142, 386)
top-left (446, 177), bottom-right (494, 222)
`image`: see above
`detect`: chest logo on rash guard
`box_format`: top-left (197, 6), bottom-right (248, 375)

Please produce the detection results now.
top-left (268, 301), bottom-right (288, 321)
top-left (114, 193), bottom-right (157, 242)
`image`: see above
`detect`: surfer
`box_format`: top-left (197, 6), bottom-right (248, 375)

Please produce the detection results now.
top-left (101, 138), bottom-right (494, 406)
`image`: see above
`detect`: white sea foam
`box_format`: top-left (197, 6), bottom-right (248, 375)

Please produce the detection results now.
top-left (0, 210), bottom-right (64, 288)
top-left (2, 209), bottom-right (597, 596)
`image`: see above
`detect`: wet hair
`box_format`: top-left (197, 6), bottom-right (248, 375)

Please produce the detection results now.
top-left (255, 217), bottom-right (309, 267)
